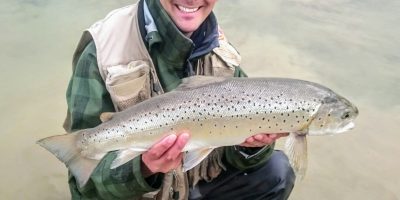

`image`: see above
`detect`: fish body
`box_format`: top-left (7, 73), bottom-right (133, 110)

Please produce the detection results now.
top-left (38, 76), bottom-right (358, 187)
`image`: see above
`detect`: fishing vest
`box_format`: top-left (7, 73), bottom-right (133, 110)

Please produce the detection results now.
top-left (73, 3), bottom-right (241, 200)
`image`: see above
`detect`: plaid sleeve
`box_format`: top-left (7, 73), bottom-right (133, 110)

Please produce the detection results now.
top-left (65, 41), bottom-right (163, 199)
top-left (223, 66), bottom-right (276, 171)
top-left (65, 41), bottom-right (115, 131)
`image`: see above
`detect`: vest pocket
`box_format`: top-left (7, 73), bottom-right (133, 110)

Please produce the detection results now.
top-left (105, 60), bottom-right (151, 111)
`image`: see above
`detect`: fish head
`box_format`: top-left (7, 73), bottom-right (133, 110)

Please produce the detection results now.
top-left (308, 95), bottom-right (358, 135)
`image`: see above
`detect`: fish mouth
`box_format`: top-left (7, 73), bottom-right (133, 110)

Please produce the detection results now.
top-left (337, 122), bottom-right (355, 133)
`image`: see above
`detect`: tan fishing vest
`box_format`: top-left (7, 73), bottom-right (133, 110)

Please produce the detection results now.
top-left (73, 3), bottom-right (241, 200)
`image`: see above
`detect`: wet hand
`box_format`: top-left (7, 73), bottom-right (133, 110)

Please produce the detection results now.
top-left (240, 133), bottom-right (289, 147)
top-left (141, 131), bottom-right (190, 177)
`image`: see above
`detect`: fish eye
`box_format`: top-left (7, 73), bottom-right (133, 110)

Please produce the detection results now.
top-left (341, 111), bottom-right (350, 119)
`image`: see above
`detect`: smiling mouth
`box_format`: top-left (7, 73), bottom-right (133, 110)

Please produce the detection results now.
top-left (177, 5), bottom-right (200, 13)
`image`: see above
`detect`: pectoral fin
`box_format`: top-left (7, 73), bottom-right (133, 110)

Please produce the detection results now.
top-left (183, 148), bottom-right (215, 172)
top-left (111, 148), bottom-right (146, 169)
top-left (284, 132), bottom-right (308, 180)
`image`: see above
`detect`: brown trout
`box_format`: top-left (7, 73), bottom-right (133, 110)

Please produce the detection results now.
top-left (37, 76), bottom-right (358, 187)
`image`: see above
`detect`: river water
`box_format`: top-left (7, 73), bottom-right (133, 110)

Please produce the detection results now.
top-left (1, 0), bottom-right (399, 199)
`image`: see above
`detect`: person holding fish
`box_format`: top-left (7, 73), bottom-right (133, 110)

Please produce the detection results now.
top-left (62, 0), bottom-right (296, 199)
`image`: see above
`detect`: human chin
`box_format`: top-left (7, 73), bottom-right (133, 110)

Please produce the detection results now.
top-left (174, 20), bottom-right (202, 34)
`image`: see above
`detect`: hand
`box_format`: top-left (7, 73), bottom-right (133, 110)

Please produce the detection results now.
top-left (240, 133), bottom-right (289, 147)
top-left (141, 131), bottom-right (190, 177)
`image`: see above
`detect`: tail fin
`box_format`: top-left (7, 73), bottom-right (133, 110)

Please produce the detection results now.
top-left (284, 132), bottom-right (308, 180)
top-left (37, 133), bottom-right (101, 187)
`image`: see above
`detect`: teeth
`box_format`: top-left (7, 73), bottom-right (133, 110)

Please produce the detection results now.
top-left (178, 5), bottom-right (199, 13)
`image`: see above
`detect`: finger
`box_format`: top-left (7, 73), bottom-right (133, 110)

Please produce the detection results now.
top-left (245, 137), bottom-right (255, 143)
top-left (241, 135), bottom-right (262, 147)
top-left (253, 134), bottom-right (273, 144)
top-left (268, 133), bottom-right (289, 141)
top-left (171, 153), bottom-right (184, 170)
top-left (259, 134), bottom-right (286, 145)
top-left (147, 134), bottom-right (177, 159)
top-left (250, 141), bottom-right (267, 147)
top-left (163, 133), bottom-right (190, 161)
top-left (241, 140), bottom-right (265, 147)
top-left (278, 133), bottom-right (290, 137)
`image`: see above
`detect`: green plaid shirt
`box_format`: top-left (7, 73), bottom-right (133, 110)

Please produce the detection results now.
top-left (65, 1), bottom-right (274, 199)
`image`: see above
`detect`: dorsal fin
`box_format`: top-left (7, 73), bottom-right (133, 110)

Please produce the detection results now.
top-left (175, 76), bottom-right (228, 91)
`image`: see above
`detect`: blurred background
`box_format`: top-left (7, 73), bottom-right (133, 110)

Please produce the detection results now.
top-left (0, 0), bottom-right (399, 199)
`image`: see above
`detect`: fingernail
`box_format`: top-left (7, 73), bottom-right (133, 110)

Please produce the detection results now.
top-left (166, 134), bottom-right (177, 144)
top-left (180, 133), bottom-right (190, 142)
top-left (254, 134), bottom-right (263, 140)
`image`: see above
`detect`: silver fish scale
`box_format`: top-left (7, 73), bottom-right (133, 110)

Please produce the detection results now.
top-left (80, 78), bottom-right (331, 153)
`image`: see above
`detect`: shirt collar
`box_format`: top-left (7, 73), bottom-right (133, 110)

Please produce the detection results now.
top-left (144, 0), bottom-right (193, 58)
